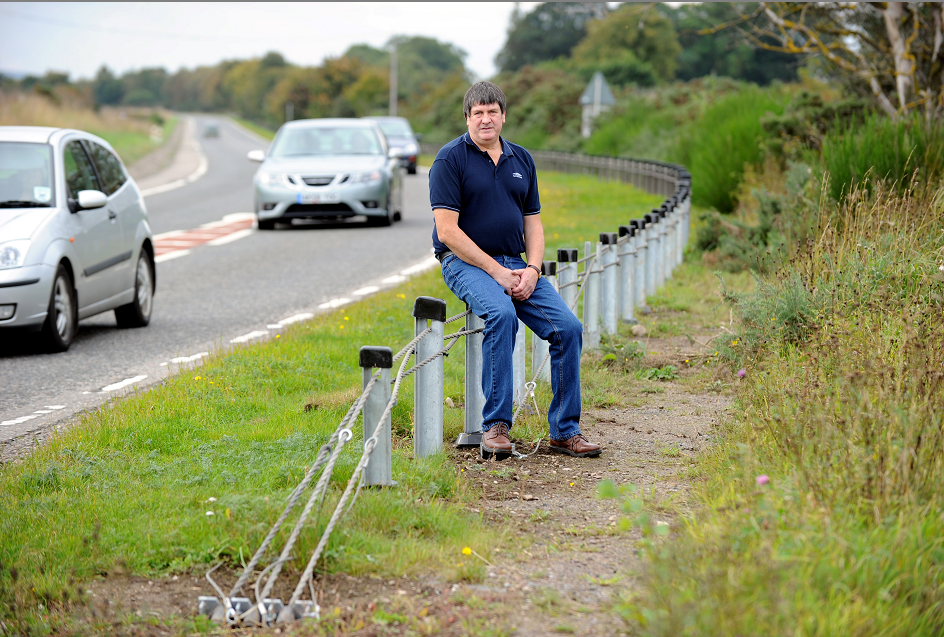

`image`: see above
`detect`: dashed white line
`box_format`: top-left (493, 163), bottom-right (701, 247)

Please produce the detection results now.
top-left (382, 275), bottom-right (407, 284)
top-left (400, 256), bottom-right (440, 276)
top-left (1, 414), bottom-right (39, 426)
top-left (170, 352), bottom-right (209, 364)
top-left (352, 286), bottom-right (380, 296)
top-left (101, 375), bottom-right (148, 392)
top-left (44, 405), bottom-right (65, 410)
top-left (279, 313), bottom-right (314, 325)
top-left (230, 330), bottom-right (269, 344)
top-left (318, 298), bottom-right (352, 309)
top-left (155, 249), bottom-right (191, 263)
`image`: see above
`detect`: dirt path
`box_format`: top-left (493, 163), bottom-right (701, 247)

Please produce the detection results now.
top-left (76, 331), bottom-right (731, 636)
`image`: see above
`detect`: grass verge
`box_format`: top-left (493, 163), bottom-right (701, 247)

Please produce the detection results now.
top-left (618, 173), bottom-right (944, 634)
top-left (0, 170), bottom-right (668, 634)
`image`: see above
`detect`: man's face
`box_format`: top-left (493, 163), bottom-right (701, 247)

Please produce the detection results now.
top-left (466, 102), bottom-right (505, 147)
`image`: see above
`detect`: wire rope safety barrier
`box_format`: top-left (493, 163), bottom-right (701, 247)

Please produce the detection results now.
top-left (196, 154), bottom-right (692, 627)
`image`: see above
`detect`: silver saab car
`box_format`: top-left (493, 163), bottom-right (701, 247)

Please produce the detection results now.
top-left (248, 118), bottom-right (403, 229)
top-left (0, 127), bottom-right (155, 352)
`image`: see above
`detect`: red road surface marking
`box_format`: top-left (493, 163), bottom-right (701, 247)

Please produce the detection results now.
top-left (154, 218), bottom-right (254, 256)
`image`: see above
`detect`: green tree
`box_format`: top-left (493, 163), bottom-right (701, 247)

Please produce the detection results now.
top-left (664, 3), bottom-right (799, 85)
top-left (571, 3), bottom-right (681, 83)
top-left (92, 66), bottom-right (123, 106)
top-left (495, 3), bottom-right (608, 73)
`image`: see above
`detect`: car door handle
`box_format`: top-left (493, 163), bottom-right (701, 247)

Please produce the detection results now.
top-left (108, 209), bottom-right (117, 220)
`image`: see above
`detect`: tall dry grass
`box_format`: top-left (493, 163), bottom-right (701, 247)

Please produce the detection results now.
top-left (0, 90), bottom-right (170, 164)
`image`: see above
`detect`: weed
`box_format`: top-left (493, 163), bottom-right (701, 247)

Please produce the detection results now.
top-left (637, 366), bottom-right (679, 382)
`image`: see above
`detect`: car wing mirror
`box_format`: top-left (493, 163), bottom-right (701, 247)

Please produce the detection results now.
top-left (76, 190), bottom-right (108, 211)
top-left (388, 147), bottom-right (403, 158)
top-left (247, 149), bottom-right (266, 162)
top-left (413, 133), bottom-right (423, 142)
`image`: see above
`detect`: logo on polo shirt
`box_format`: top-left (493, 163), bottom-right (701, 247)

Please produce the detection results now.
top-left (512, 172), bottom-right (523, 179)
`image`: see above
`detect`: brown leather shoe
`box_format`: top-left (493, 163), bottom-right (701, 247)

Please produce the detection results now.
top-left (549, 434), bottom-right (602, 458)
top-left (481, 423), bottom-right (513, 454)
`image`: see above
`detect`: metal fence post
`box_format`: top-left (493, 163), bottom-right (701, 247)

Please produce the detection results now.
top-left (618, 225), bottom-right (636, 324)
top-left (645, 213), bottom-right (659, 296)
top-left (557, 248), bottom-right (578, 317)
top-left (600, 233), bottom-right (619, 335)
top-left (659, 205), bottom-right (671, 285)
top-left (633, 219), bottom-right (647, 308)
top-left (457, 306), bottom-right (486, 447)
top-left (532, 261), bottom-right (555, 383)
top-left (360, 346), bottom-right (393, 486)
top-left (412, 297), bottom-right (446, 459)
top-left (513, 319), bottom-right (526, 408)
top-left (583, 240), bottom-right (601, 350)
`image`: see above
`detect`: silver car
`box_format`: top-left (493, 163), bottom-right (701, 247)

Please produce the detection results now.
top-left (248, 119), bottom-right (403, 229)
top-left (0, 127), bottom-right (155, 352)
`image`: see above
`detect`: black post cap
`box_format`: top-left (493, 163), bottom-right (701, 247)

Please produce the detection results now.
top-left (542, 260), bottom-right (557, 276)
top-left (644, 213), bottom-right (654, 224)
top-left (619, 224), bottom-right (635, 237)
top-left (600, 232), bottom-right (618, 245)
top-left (557, 248), bottom-right (579, 263)
top-left (359, 346), bottom-right (393, 369)
top-left (631, 218), bottom-right (644, 230)
top-left (412, 296), bottom-right (447, 322)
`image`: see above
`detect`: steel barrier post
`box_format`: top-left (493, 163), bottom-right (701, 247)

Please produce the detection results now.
top-left (532, 261), bottom-right (555, 383)
top-left (583, 241), bottom-right (601, 350)
top-left (360, 346), bottom-right (394, 486)
top-left (557, 248), bottom-right (578, 317)
top-left (645, 212), bottom-right (659, 296)
top-left (513, 319), bottom-right (526, 408)
top-left (659, 205), bottom-right (671, 285)
top-left (600, 233), bottom-right (619, 335)
top-left (672, 197), bottom-right (683, 268)
top-left (412, 297), bottom-right (446, 459)
top-left (618, 225), bottom-right (636, 324)
top-left (457, 306), bottom-right (486, 447)
top-left (633, 219), bottom-right (647, 308)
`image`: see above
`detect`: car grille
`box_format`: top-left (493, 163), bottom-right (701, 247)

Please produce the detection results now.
top-left (301, 175), bottom-right (335, 186)
top-left (285, 203), bottom-right (355, 216)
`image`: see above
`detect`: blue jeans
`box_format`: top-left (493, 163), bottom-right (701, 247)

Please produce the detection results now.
top-left (441, 253), bottom-right (583, 441)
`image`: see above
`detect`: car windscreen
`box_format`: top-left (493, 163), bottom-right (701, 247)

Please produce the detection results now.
top-left (376, 120), bottom-right (413, 137)
top-left (0, 142), bottom-right (55, 208)
top-left (270, 126), bottom-right (384, 157)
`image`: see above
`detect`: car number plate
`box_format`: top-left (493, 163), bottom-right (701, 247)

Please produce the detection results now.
top-left (299, 192), bottom-right (340, 204)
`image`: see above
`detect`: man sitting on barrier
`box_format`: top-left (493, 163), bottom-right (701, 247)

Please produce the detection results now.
top-left (430, 81), bottom-right (601, 459)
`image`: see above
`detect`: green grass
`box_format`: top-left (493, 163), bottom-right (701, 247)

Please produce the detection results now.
top-left (94, 116), bottom-right (179, 165)
top-left (232, 116), bottom-right (276, 140)
top-left (0, 170), bottom-right (670, 634)
top-left (618, 165), bottom-right (944, 634)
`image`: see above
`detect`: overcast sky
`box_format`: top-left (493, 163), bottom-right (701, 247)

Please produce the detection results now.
top-left (0, 2), bottom-right (544, 81)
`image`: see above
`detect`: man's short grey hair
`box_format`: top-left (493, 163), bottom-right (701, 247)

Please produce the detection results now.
top-left (463, 81), bottom-right (506, 118)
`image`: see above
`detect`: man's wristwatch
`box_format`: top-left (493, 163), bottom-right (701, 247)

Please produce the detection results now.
top-left (526, 264), bottom-right (542, 277)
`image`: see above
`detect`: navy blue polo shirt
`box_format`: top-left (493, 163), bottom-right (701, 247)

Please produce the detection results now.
top-left (430, 133), bottom-right (541, 256)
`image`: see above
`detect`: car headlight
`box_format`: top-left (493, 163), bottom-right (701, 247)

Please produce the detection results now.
top-left (404, 143), bottom-right (418, 155)
top-left (349, 171), bottom-right (382, 184)
top-left (0, 240), bottom-right (30, 270)
top-left (257, 171), bottom-right (289, 187)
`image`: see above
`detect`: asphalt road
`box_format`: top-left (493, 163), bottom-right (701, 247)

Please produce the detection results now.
top-left (0, 115), bottom-right (438, 447)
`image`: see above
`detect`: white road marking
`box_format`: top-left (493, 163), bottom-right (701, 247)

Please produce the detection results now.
top-left (101, 375), bottom-right (148, 392)
top-left (400, 256), bottom-right (440, 276)
top-left (267, 324), bottom-right (283, 329)
top-left (141, 120), bottom-right (209, 197)
top-left (208, 228), bottom-right (253, 246)
top-left (155, 249), bottom-right (191, 263)
top-left (222, 212), bottom-right (256, 223)
top-left (279, 312), bottom-right (314, 325)
top-left (170, 352), bottom-right (209, 364)
top-left (33, 410), bottom-right (54, 414)
top-left (1, 414), bottom-right (39, 426)
top-left (382, 275), bottom-right (406, 284)
top-left (352, 286), bottom-right (380, 296)
top-left (318, 298), bottom-right (351, 309)
top-left (44, 405), bottom-right (65, 409)
top-left (153, 229), bottom-right (187, 240)
top-left (230, 330), bottom-right (269, 344)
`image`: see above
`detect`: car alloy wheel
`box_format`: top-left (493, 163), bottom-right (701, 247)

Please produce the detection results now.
top-left (42, 264), bottom-right (77, 352)
top-left (115, 252), bottom-right (154, 328)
